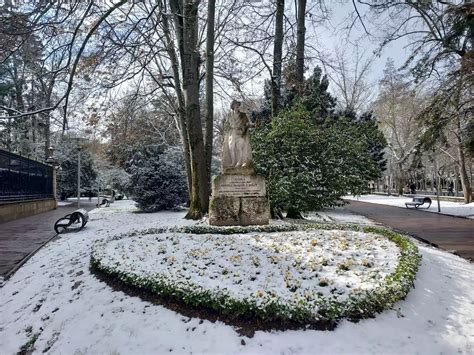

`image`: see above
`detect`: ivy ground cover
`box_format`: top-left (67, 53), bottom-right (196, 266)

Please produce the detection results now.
top-left (91, 224), bottom-right (420, 328)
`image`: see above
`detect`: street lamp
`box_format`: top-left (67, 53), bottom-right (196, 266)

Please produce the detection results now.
top-left (46, 146), bottom-right (55, 164)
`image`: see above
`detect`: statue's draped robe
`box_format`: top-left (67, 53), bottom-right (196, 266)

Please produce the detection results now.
top-left (221, 110), bottom-right (252, 169)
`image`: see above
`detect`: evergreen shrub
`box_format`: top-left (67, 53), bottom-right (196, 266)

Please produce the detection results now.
top-left (126, 145), bottom-right (188, 212)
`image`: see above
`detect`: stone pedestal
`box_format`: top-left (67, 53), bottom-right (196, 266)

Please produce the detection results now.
top-left (209, 170), bottom-right (270, 226)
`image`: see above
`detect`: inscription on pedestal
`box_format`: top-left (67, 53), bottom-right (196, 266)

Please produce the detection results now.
top-left (212, 174), bottom-right (266, 197)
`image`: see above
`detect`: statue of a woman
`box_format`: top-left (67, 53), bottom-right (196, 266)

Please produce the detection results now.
top-left (221, 100), bottom-right (253, 171)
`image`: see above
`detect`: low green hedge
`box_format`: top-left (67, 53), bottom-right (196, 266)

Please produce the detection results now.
top-left (91, 223), bottom-right (420, 327)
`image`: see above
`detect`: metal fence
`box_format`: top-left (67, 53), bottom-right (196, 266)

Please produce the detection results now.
top-left (0, 149), bottom-right (53, 201)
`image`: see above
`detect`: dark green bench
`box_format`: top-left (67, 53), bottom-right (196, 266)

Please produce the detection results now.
top-left (405, 196), bottom-right (432, 209)
top-left (54, 209), bottom-right (89, 234)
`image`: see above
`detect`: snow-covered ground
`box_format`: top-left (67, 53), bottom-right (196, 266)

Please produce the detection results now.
top-left (345, 194), bottom-right (474, 219)
top-left (307, 208), bottom-right (379, 225)
top-left (1, 200), bottom-right (473, 354)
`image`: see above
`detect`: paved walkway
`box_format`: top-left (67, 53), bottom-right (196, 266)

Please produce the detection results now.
top-left (343, 200), bottom-right (474, 261)
top-left (0, 200), bottom-right (96, 278)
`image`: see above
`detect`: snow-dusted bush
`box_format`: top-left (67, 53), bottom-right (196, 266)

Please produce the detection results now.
top-left (125, 145), bottom-right (187, 212)
top-left (101, 167), bottom-right (130, 193)
top-left (252, 104), bottom-right (383, 216)
top-left (91, 224), bottom-right (420, 328)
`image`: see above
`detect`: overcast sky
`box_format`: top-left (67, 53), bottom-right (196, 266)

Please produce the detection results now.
top-left (236, 0), bottom-right (413, 110)
top-left (318, 0), bottom-right (411, 83)
top-left (70, 0), bottom-right (416, 132)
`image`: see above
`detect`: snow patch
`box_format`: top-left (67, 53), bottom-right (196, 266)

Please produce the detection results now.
top-left (93, 229), bottom-right (398, 307)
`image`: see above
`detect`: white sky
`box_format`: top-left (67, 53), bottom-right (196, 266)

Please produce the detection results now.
top-left (229, 0), bottom-right (413, 110)
top-left (66, 0), bottom-right (415, 131)
top-left (317, 0), bottom-right (411, 84)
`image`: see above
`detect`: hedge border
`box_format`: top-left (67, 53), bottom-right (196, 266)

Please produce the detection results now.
top-left (91, 223), bottom-right (421, 328)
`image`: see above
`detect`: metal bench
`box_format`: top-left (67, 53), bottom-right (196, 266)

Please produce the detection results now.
top-left (96, 198), bottom-right (110, 208)
top-left (54, 209), bottom-right (89, 234)
top-left (405, 196), bottom-right (432, 209)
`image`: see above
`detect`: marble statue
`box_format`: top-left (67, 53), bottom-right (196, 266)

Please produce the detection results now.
top-left (209, 99), bottom-right (270, 226)
top-left (221, 100), bottom-right (253, 170)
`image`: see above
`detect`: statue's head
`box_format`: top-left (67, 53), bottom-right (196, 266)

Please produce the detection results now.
top-left (230, 100), bottom-right (241, 111)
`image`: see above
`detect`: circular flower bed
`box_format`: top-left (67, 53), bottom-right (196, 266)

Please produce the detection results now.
top-left (91, 224), bottom-right (420, 328)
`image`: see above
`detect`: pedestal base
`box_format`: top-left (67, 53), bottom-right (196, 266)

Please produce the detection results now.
top-left (208, 174), bottom-right (270, 226)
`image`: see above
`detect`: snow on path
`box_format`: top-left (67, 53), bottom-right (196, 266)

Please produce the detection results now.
top-left (0, 200), bottom-right (473, 354)
top-left (345, 194), bottom-right (474, 219)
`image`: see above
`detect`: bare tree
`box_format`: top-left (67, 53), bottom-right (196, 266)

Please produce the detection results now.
top-left (271, 0), bottom-right (285, 116)
top-left (327, 46), bottom-right (374, 113)
top-left (418, 73), bottom-right (473, 203)
top-left (295, 0), bottom-right (306, 86)
top-left (205, 0), bottom-right (216, 201)
top-left (372, 59), bottom-right (424, 195)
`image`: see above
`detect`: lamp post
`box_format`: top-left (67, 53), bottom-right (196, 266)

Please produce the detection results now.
top-left (77, 147), bottom-right (81, 208)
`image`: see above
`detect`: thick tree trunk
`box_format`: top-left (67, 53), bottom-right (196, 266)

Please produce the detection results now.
top-left (161, 2), bottom-right (192, 201)
top-left (295, 0), bottom-right (306, 86)
top-left (204, 0), bottom-right (216, 201)
top-left (271, 0), bottom-right (284, 117)
top-left (181, 0), bottom-right (209, 218)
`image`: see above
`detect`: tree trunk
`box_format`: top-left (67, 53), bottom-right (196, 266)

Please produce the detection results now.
top-left (457, 143), bottom-right (472, 203)
top-left (295, 0), bottom-right (306, 86)
top-left (286, 207), bottom-right (304, 219)
top-left (161, 1), bottom-right (192, 201)
top-left (169, 0), bottom-right (185, 77)
top-left (395, 162), bottom-right (405, 195)
top-left (6, 116), bottom-right (12, 151)
top-left (42, 92), bottom-right (52, 161)
top-left (453, 82), bottom-right (472, 203)
top-left (181, 0), bottom-right (209, 219)
top-left (204, 0), bottom-right (216, 201)
top-left (271, 0), bottom-right (284, 117)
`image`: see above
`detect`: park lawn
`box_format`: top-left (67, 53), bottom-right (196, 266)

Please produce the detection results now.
top-left (0, 200), bottom-right (473, 354)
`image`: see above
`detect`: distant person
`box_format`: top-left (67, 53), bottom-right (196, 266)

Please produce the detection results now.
top-left (410, 182), bottom-right (416, 195)
top-left (88, 190), bottom-right (93, 201)
top-left (111, 189), bottom-right (116, 203)
top-left (448, 181), bottom-right (454, 196)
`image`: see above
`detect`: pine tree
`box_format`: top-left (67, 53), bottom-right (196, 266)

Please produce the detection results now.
top-left (125, 145), bottom-right (188, 212)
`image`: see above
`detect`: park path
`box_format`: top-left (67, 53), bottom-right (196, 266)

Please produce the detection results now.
top-left (342, 200), bottom-right (474, 261)
top-left (0, 200), bottom-right (97, 279)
